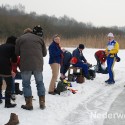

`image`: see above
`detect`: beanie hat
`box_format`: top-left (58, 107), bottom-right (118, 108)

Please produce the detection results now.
top-left (107, 32), bottom-right (114, 37)
top-left (79, 44), bottom-right (85, 49)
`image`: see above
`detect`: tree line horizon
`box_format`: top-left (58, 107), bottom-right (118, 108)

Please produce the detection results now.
top-left (0, 4), bottom-right (125, 48)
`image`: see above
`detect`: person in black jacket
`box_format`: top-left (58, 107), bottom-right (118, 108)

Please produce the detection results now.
top-left (0, 36), bottom-right (17, 108)
top-left (60, 49), bottom-right (72, 80)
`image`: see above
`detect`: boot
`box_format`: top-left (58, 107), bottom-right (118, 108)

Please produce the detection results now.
top-left (5, 113), bottom-right (19, 125)
top-left (5, 92), bottom-right (16, 108)
top-left (21, 97), bottom-right (33, 110)
top-left (39, 96), bottom-right (45, 109)
top-left (15, 83), bottom-right (23, 95)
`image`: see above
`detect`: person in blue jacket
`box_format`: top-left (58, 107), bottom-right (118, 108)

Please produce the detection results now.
top-left (48, 34), bottom-right (63, 95)
top-left (60, 49), bottom-right (72, 80)
top-left (72, 44), bottom-right (92, 80)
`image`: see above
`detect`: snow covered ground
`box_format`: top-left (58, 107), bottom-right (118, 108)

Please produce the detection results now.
top-left (0, 48), bottom-right (125, 125)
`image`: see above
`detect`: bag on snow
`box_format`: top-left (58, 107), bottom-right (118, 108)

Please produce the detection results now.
top-left (56, 81), bottom-right (68, 95)
top-left (76, 75), bottom-right (85, 83)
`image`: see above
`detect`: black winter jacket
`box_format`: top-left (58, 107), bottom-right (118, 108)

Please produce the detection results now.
top-left (0, 43), bottom-right (17, 76)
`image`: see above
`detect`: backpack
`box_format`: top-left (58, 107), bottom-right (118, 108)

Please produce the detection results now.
top-left (76, 75), bottom-right (85, 83)
top-left (56, 81), bottom-right (68, 95)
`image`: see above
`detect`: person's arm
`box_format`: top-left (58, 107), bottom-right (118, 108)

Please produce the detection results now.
top-left (41, 39), bottom-right (47, 57)
top-left (109, 42), bottom-right (119, 54)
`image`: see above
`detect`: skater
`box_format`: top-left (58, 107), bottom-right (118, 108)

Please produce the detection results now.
top-left (105, 32), bottom-right (119, 84)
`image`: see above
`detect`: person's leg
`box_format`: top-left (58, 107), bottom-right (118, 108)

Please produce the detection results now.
top-left (21, 71), bottom-right (32, 97)
top-left (14, 72), bottom-right (23, 95)
top-left (21, 71), bottom-right (33, 110)
top-left (74, 62), bottom-right (89, 78)
top-left (4, 77), bottom-right (16, 108)
top-left (107, 57), bottom-right (115, 83)
top-left (95, 54), bottom-right (101, 71)
top-left (34, 71), bottom-right (46, 109)
top-left (34, 71), bottom-right (45, 96)
top-left (49, 63), bottom-right (59, 93)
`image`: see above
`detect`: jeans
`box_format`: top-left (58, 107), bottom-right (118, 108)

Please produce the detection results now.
top-left (107, 56), bottom-right (116, 81)
top-left (21, 71), bottom-right (45, 97)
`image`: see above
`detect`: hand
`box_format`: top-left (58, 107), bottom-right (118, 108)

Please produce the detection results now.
top-left (11, 71), bottom-right (16, 78)
top-left (105, 51), bottom-right (109, 56)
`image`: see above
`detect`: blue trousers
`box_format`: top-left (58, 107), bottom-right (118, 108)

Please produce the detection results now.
top-left (73, 62), bottom-right (89, 77)
top-left (107, 56), bottom-right (116, 81)
top-left (21, 71), bottom-right (45, 97)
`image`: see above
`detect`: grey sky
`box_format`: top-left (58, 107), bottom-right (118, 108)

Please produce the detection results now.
top-left (0, 0), bottom-right (125, 27)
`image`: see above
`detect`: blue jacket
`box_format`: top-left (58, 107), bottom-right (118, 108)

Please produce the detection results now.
top-left (72, 48), bottom-right (87, 63)
top-left (49, 41), bottom-right (62, 64)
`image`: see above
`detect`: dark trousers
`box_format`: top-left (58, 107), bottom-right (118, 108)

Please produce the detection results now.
top-left (0, 76), bottom-right (13, 100)
top-left (60, 64), bottom-right (70, 75)
top-left (95, 54), bottom-right (101, 71)
top-left (73, 62), bottom-right (89, 77)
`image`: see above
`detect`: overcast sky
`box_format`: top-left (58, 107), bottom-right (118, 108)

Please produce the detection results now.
top-left (0, 0), bottom-right (125, 27)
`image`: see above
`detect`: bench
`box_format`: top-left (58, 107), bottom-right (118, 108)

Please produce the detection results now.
top-left (68, 66), bottom-right (83, 76)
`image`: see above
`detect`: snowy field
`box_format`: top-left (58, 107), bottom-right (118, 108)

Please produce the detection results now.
top-left (0, 48), bottom-right (125, 125)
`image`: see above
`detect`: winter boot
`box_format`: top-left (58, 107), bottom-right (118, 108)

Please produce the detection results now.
top-left (15, 83), bottom-right (23, 95)
top-left (39, 96), bottom-right (45, 109)
top-left (5, 92), bottom-right (16, 108)
top-left (5, 113), bottom-right (19, 125)
top-left (21, 97), bottom-right (33, 110)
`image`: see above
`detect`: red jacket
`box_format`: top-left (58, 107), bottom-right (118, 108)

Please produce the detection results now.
top-left (12, 56), bottom-right (20, 73)
top-left (95, 50), bottom-right (106, 63)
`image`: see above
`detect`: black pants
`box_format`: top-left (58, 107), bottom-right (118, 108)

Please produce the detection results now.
top-left (95, 54), bottom-right (101, 71)
top-left (0, 76), bottom-right (13, 101)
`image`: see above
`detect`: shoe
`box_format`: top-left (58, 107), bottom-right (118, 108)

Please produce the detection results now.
top-left (21, 97), bottom-right (33, 110)
top-left (48, 91), bottom-right (57, 95)
top-left (5, 113), bottom-right (19, 125)
top-left (105, 79), bottom-right (110, 83)
top-left (39, 96), bottom-right (45, 110)
top-left (5, 103), bottom-right (17, 108)
top-left (107, 80), bottom-right (115, 84)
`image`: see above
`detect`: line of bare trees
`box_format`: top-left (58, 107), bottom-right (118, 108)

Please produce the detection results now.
top-left (0, 4), bottom-right (125, 48)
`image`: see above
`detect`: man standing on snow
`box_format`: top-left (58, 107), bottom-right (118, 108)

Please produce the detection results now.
top-left (48, 34), bottom-right (63, 95)
top-left (105, 32), bottom-right (119, 84)
top-left (15, 28), bottom-right (47, 110)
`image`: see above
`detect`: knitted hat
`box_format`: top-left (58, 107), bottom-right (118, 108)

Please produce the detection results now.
top-left (107, 32), bottom-right (114, 37)
top-left (79, 44), bottom-right (85, 49)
